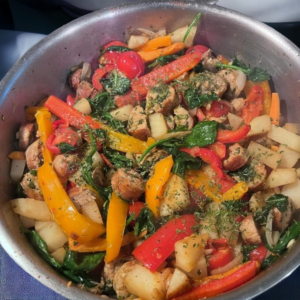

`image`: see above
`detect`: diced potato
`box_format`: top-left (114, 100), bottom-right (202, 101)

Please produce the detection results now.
top-left (124, 264), bottom-right (164, 300)
top-left (199, 201), bottom-right (219, 239)
top-left (247, 141), bottom-right (281, 169)
top-left (128, 35), bottom-right (149, 49)
top-left (228, 113), bottom-right (243, 130)
top-left (265, 168), bottom-right (297, 189)
top-left (278, 144), bottom-right (300, 168)
top-left (11, 198), bottom-right (52, 221)
top-left (149, 113), bottom-right (168, 140)
top-left (73, 98), bottom-right (92, 115)
top-left (51, 247), bottom-right (66, 264)
top-left (92, 151), bottom-right (105, 169)
top-left (110, 105), bottom-right (134, 122)
top-left (166, 268), bottom-right (191, 299)
top-left (175, 234), bottom-right (205, 272)
top-left (267, 124), bottom-right (300, 153)
top-left (81, 200), bottom-right (103, 224)
top-left (170, 26), bottom-right (197, 48)
top-left (69, 169), bottom-right (84, 186)
top-left (247, 115), bottom-right (271, 137)
top-left (20, 215), bottom-right (35, 228)
top-left (282, 178), bottom-right (300, 209)
top-left (160, 174), bottom-right (190, 217)
top-left (283, 123), bottom-right (299, 134)
top-left (173, 256), bottom-right (207, 280)
top-left (35, 221), bottom-right (68, 252)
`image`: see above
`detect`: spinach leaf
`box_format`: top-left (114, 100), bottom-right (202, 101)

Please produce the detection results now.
top-left (261, 255), bottom-right (277, 269)
top-left (229, 164), bottom-right (256, 182)
top-left (148, 54), bottom-right (180, 68)
top-left (102, 45), bottom-right (130, 54)
top-left (101, 71), bottom-right (131, 96)
top-left (58, 142), bottom-right (76, 154)
top-left (254, 194), bottom-right (289, 226)
top-left (21, 229), bottom-right (99, 288)
top-left (30, 170), bottom-right (37, 176)
top-left (62, 248), bottom-right (105, 272)
top-left (184, 89), bottom-right (219, 109)
top-left (134, 208), bottom-right (157, 238)
top-left (21, 228), bottom-right (61, 269)
top-left (241, 244), bottom-right (258, 262)
top-left (103, 146), bottom-right (133, 169)
top-left (180, 121), bottom-right (218, 148)
top-left (216, 55), bottom-right (270, 83)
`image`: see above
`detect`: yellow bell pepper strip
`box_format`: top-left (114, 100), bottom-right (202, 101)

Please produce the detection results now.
top-left (35, 109), bottom-right (53, 164)
top-left (38, 162), bottom-right (106, 243)
top-left (145, 155), bottom-right (174, 219)
top-left (244, 80), bottom-right (272, 115)
top-left (68, 230), bottom-right (147, 253)
top-left (222, 182), bottom-right (248, 202)
top-left (138, 42), bottom-right (186, 63)
top-left (106, 192), bottom-right (129, 262)
top-left (44, 95), bottom-right (152, 153)
top-left (25, 106), bottom-right (48, 122)
top-left (270, 93), bottom-right (280, 125)
top-left (171, 261), bottom-right (260, 300)
top-left (186, 169), bottom-right (223, 203)
top-left (135, 36), bottom-right (172, 52)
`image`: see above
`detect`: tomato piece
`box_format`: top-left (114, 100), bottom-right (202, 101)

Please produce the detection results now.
top-left (52, 119), bottom-right (68, 130)
top-left (250, 244), bottom-right (267, 264)
top-left (207, 246), bottom-right (233, 271)
top-left (104, 41), bottom-right (128, 49)
top-left (186, 45), bottom-right (209, 55)
top-left (203, 100), bottom-right (231, 118)
top-left (101, 52), bottom-right (120, 65)
top-left (92, 65), bottom-right (116, 91)
top-left (46, 124), bottom-right (78, 154)
top-left (116, 51), bottom-right (145, 79)
top-left (207, 238), bottom-right (228, 249)
top-left (128, 201), bottom-right (145, 227)
top-left (66, 94), bottom-right (75, 106)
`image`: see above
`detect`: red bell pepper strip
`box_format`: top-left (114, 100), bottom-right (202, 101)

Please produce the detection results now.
top-left (215, 174), bottom-right (235, 193)
top-left (216, 123), bottom-right (251, 143)
top-left (250, 244), bottom-right (268, 264)
top-left (241, 85), bottom-right (264, 124)
top-left (114, 90), bottom-right (143, 107)
top-left (207, 238), bottom-right (228, 249)
top-left (171, 260), bottom-right (260, 300)
top-left (66, 94), bottom-right (75, 106)
top-left (205, 141), bottom-right (226, 159)
top-left (181, 147), bottom-right (224, 179)
top-left (133, 215), bottom-right (196, 272)
top-left (202, 100), bottom-right (231, 118)
top-left (207, 246), bottom-right (233, 271)
top-left (92, 65), bottom-right (116, 91)
top-left (131, 51), bottom-right (202, 98)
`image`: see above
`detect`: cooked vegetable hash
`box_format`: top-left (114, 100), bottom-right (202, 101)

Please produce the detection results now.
top-left (9, 12), bottom-right (300, 300)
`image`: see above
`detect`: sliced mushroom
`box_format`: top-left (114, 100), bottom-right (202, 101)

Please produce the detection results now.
top-left (25, 140), bottom-right (42, 170)
top-left (19, 123), bottom-right (35, 151)
top-left (239, 214), bottom-right (262, 245)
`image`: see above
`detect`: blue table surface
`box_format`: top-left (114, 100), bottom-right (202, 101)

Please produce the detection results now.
top-left (1, 29), bottom-right (300, 300)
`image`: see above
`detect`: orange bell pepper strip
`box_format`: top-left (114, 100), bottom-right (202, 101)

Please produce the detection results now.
top-left (106, 192), bottom-right (129, 262)
top-left (186, 169), bottom-right (223, 203)
top-left (44, 95), bottom-right (154, 153)
top-left (38, 163), bottom-right (106, 244)
top-left (35, 109), bottom-right (53, 164)
top-left (145, 155), bottom-right (174, 219)
top-left (138, 42), bottom-right (185, 63)
top-left (135, 36), bottom-right (172, 52)
top-left (270, 93), bottom-right (280, 125)
top-left (171, 261), bottom-right (260, 300)
top-left (69, 230), bottom-right (147, 253)
top-left (244, 80), bottom-right (272, 115)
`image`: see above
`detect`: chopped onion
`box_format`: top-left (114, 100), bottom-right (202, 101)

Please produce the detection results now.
top-left (210, 253), bottom-right (244, 275)
top-left (287, 238), bottom-right (296, 250)
top-left (10, 159), bottom-right (26, 183)
top-left (204, 249), bottom-right (213, 255)
top-left (80, 62), bottom-right (92, 81)
top-left (234, 70), bottom-right (246, 92)
top-left (266, 209), bottom-right (274, 247)
top-left (272, 231), bottom-right (280, 246)
top-left (92, 151), bottom-right (105, 169)
top-left (137, 28), bottom-right (156, 38)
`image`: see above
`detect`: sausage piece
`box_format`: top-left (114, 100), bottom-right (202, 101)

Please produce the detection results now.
top-left (239, 215), bottom-right (262, 245)
top-left (76, 80), bottom-right (93, 100)
top-left (111, 168), bottom-right (144, 202)
top-left (25, 140), bottom-right (42, 170)
top-left (52, 154), bottom-right (79, 183)
top-left (201, 49), bottom-right (222, 73)
top-left (19, 123), bottom-right (35, 151)
top-left (223, 143), bottom-right (249, 171)
top-left (21, 172), bottom-right (43, 200)
top-left (146, 84), bottom-right (179, 115)
top-left (174, 106), bottom-right (194, 130)
top-left (69, 68), bottom-right (82, 90)
top-left (127, 106), bottom-right (151, 141)
top-left (230, 98), bottom-right (246, 114)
